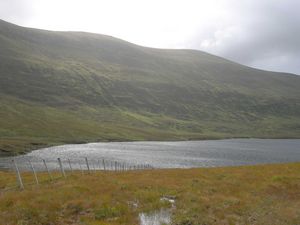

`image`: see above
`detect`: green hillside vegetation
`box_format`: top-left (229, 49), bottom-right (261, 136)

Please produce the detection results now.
top-left (0, 19), bottom-right (300, 155)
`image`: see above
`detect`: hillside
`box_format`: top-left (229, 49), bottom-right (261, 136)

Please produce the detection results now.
top-left (0, 19), bottom-right (300, 155)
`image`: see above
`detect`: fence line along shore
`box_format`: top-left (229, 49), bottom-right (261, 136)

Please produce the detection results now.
top-left (1, 157), bottom-right (154, 191)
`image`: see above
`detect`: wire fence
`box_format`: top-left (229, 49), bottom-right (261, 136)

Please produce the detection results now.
top-left (0, 157), bottom-right (154, 192)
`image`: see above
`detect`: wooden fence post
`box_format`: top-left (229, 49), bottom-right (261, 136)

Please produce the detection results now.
top-left (98, 160), bottom-right (101, 170)
top-left (85, 157), bottom-right (90, 173)
top-left (29, 160), bottom-right (39, 185)
top-left (12, 159), bottom-right (24, 190)
top-left (68, 158), bottom-right (73, 173)
top-left (102, 159), bottom-right (106, 171)
top-left (57, 158), bottom-right (66, 178)
top-left (43, 159), bottom-right (53, 181)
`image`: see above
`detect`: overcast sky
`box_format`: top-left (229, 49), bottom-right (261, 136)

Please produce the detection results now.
top-left (1, 0), bottom-right (299, 75)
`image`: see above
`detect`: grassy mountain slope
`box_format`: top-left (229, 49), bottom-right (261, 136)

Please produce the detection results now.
top-left (0, 19), bottom-right (299, 155)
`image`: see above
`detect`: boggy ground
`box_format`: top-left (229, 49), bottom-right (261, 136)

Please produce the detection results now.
top-left (0, 163), bottom-right (300, 225)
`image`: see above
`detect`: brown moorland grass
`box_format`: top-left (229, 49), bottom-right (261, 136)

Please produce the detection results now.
top-left (0, 163), bottom-right (300, 225)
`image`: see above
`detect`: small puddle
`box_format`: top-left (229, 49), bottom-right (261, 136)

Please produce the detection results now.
top-left (139, 208), bottom-right (171, 225)
top-left (138, 196), bottom-right (175, 225)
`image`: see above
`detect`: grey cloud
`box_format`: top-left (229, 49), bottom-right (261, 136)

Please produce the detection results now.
top-left (0, 0), bottom-right (34, 25)
top-left (0, 0), bottom-right (299, 75)
top-left (188, 0), bottom-right (300, 74)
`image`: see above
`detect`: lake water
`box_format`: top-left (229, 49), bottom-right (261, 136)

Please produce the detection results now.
top-left (0, 139), bottom-right (300, 171)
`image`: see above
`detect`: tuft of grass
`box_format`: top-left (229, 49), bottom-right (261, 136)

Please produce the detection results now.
top-left (94, 205), bottom-right (127, 220)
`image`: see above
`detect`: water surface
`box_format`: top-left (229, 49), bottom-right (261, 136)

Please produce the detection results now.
top-left (1, 139), bottom-right (300, 171)
top-left (139, 209), bottom-right (171, 225)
